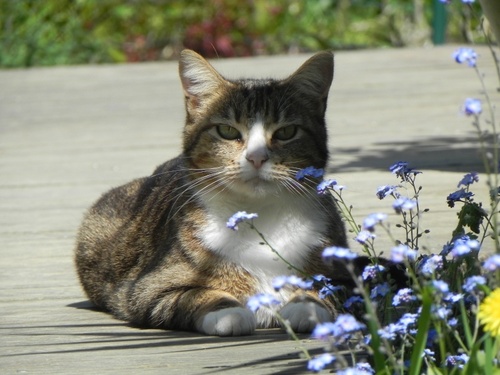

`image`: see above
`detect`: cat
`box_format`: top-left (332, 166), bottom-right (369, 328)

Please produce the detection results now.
top-left (75, 49), bottom-right (351, 337)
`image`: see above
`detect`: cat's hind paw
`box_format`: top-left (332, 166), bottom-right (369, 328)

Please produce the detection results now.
top-left (280, 301), bottom-right (332, 333)
top-left (195, 307), bottom-right (257, 336)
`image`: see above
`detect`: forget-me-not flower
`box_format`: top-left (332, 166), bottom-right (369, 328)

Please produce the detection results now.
top-left (317, 179), bottom-right (337, 194)
top-left (226, 211), bottom-right (258, 231)
top-left (462, 275), bottom-right (486, 293)
top-left (295, 166), bottom-right (324, 181)
top-left (419, 254), bottom-right (443, 275)
top-left (446, 188), bottom-right (474, 207)
top-left (307, 353), bottom-right (335, 372)
top-left (376, 185), bottom-right (399, 200)
top-left (463, 98), bottom-right (482, 116)
top-left (390, 244), bottom-right (417, 263)
top-left (392, 288), bottom-right (417, 306)
top-left (457, 172), bottom-right (479, 187)
top-left (450, 236), bottom-right (480, 257)
top-left (246, 293), bottom-right (280, 312)
top-left (322, 246), bottom-right (358, 260)
top-left (362, 213), bottom-right (387, 232)
top-left (483, 254), bottom-right (500, 272)
top-left (370, 282), bottom-right (390, 298)
top-left (362, 264), bottom-right (385, 281)
top-left (355, 230), bottom-right (376, 245)
top-left (393, 197), bottom-right (417, 213)
top-left (453, 47), bottom-right (477, 67)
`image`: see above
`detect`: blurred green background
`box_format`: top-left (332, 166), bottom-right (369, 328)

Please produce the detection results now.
top-left (0, 0), bottom-right (483, 68)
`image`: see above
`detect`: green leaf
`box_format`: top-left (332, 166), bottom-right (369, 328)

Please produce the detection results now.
top-left (453, 202), bottom-right (486, 236)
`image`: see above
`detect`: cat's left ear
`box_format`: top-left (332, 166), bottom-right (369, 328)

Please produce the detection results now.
top-left (179, 50), bottom-right (228, 111)
top-left (286, 51), bottom-right (334, 100)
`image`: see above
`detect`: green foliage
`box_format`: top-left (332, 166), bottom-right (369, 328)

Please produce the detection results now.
top-left (454, 201), bottom-right (487, 236)
top-left (0, 0), bottom-right (485, 68)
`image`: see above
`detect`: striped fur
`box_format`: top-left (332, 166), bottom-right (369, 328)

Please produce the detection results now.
top-left (75, 50), bottom-right (348, 336)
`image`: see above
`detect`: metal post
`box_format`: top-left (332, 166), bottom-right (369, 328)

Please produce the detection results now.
top-left (432, 0), bottom-right (447, 45)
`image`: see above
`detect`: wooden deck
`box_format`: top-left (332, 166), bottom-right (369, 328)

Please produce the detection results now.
top-left (1, 46), bottom-right (498, 374)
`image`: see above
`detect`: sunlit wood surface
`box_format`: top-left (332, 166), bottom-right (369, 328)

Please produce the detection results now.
top-left (1, 45), bottom-right (498, 374)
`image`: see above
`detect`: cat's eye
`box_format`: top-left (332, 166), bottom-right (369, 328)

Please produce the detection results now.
top-left (216, 125), bottom-right (242, 141)
top-left (273, 125), bottom-right (298, 141)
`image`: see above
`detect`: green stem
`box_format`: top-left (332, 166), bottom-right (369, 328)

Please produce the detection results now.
top-left (408, 287), bottom-right (432, 375)
top-left (250, 223), bottom-right (308, 277)
top-left (274, 312), bottom-right (312, 360)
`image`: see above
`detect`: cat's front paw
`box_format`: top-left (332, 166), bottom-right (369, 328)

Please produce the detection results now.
top-left (280, 301), bottom-right (332, 333)
top-left (195, 307), bottom-right (257, 336)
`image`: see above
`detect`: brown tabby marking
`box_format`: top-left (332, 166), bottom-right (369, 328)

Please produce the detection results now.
top-left (75, 50), bottom-right (348, 336)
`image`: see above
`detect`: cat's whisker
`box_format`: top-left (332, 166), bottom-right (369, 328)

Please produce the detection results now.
top-left (76, 49), bottom-right (348, 337)
top-left (163, 170), bottom-right (235, 223)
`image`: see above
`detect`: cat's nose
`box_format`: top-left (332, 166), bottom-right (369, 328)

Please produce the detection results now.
top-left (245, 149), bottom-right (269, 169)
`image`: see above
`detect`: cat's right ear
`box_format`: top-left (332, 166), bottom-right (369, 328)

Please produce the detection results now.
top-left (179, 50), bottom-right (227, 111)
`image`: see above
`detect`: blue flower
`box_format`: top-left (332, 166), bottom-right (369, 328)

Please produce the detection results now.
top-left (446, 188), bottom-right (474, 207)
top-left (378, 313), bottom-right (418, 340)
top-left (419, 254), bottom-right (443, 275)
top-left (399, 312), bottom-right (419, 327)
top-left (389, 161), bottom-right (421, 181)
top-left (370, 282), bottom-right (390, 298)
top-left (392, 288), bottom-right (417, 306)
top-left (362, 213), bottom-right (387, 232)
top-left (355, 363), bottom-right (375, 374)
top-left (337, 366), bottom-right (373, 375)
top-left (226, 211), bottom-right (258, 231)
top-left (311, 322), bottom-right (336, 340)
top-left (444, 292), bottom-right (463, 304)
top-left (440, 242), bottom-right (454, 256)
top-left (390, 161), bottom-right (410, 175)
top-left (296, 166), bottom-right (324, 181)
top-left (432, 306), bottom-right (451, 320)
top-left (453, 47), bottom-right (477, 67)
top-left (376, 185), bottom-right (399, 200)
top-left (331, 314), bottom-right (366, 338)
top-left (322, 246), bottom-right (358, 260)
top-left (393, 197), bottom-right (417, 213)
top-left (390, 244), bottom-right (417, 263)
top-left (448, 317), bottom-right (458, 327)
top-left (272, 275), bottom-right (313, 291)
top-left (457, 172), bottom-right (479, 187)
top-left (246, 293), bottom-right (280, 312)
top-left (463, 98), bottom-right (482, 116)
top-left (431, 280), bottom-right (450, 294)
top-left (355, 230), bottom-right (376, 245)
top-left (450, 236), bottom-right (480, 257)
top-left (312, 274), bottom-right (331, 283)
top-left (312, 314), bottom-right (366, 342)
top-left (319, 285), bottom-right (341, 299)
top-left (317, 179), bottom-right (337, 194)
top-left (483, 254), bottom-right (500, 272)
top-left (426, 329), bottom-right (438, 346)
top-left (422, 349), bottom-right (435, 362)
top-left (362, 264), bottom-right (385, 281)
top-left (343, 296), bottom-right (364, 309)
top-left (462, 275), bottom-right (486, 293)
top-left (307, 353), bottom-right (335, 372)
top-left (445, 354), bottom-right (469, 369)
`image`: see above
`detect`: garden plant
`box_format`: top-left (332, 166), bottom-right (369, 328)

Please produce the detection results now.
top-left (226, 2), bottom-right (500, 374)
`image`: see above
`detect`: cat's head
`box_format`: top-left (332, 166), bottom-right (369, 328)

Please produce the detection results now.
top-left (178, 50), bottom-right (334, 199)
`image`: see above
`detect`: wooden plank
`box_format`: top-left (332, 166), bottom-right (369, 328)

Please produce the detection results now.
top-left (0, 46), bottom-right (497, 374)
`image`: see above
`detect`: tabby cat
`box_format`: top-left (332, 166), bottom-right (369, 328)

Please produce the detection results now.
top-left (75, 50), bottom-right (350, 336)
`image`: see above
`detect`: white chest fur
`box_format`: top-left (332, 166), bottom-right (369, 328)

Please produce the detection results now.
top-left (198, 192), bottom-right (327, 296)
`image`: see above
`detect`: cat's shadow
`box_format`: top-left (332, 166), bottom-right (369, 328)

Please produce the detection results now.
top-left (57, 300), bottom-right (324, 374)
top-left (66, 300), bottom-right (296, 342)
